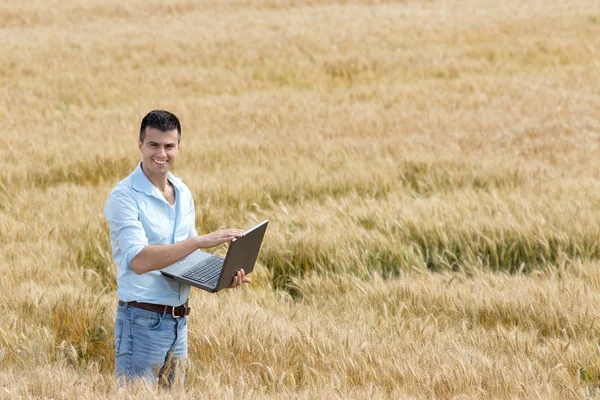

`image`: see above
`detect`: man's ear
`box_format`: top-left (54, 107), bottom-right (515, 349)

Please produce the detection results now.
top-left (138, 140), bottom-right (143, 150)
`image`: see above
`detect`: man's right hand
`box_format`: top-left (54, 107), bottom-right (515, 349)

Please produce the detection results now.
top-left (197, 229), bottom-right (245, 248)
top-left (130, 229), bottom-right (245, 275)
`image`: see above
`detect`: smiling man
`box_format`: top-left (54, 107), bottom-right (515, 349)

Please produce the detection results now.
top-left (104, 110), bottom-right (250, 387)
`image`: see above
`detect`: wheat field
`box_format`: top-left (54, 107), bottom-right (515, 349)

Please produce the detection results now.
top-left (1, 0), bottom-right (600, 398)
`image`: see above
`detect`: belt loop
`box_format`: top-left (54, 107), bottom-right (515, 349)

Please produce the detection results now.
top-left (162, 306), bottom-right (168, 319)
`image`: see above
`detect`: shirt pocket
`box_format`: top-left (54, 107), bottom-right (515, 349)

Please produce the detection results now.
top-left (140, 210), bottom-right (172, 244)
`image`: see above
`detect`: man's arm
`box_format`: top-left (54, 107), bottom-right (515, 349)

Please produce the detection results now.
top-left (130, 229), bottom-right (245, 275)
top-left (105, 187), bottom-right (244, 275)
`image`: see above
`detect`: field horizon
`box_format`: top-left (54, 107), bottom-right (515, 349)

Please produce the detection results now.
top-left (2, 0), bottom-right (600, 398)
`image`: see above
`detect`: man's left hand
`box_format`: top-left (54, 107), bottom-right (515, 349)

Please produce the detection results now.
top-left (228, 269), bottom-right (251, 289)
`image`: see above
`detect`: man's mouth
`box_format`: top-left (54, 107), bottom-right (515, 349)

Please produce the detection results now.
top-left (152, 158), bottom-right (167, 165)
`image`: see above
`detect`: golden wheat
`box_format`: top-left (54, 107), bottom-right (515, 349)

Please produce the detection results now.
top-left (1, 0), bottom-right (600, 398)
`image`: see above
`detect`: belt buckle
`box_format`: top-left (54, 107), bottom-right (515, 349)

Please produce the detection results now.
top-left (171, 305), bottom-right (185, 319)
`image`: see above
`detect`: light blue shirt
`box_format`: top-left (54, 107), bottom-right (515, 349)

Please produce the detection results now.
top-left (104, 163), bottom-right (197, 306)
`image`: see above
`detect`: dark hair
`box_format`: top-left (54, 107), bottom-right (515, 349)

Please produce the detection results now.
top-left (139, 110), bottom-right (181, 143)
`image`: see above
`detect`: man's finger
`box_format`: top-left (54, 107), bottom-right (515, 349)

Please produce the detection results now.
top-left (240, 269), bottom-right (250, 284)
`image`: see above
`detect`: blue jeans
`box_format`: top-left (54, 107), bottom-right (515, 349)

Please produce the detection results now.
top-left (114, 302), bottom-right (188, 387)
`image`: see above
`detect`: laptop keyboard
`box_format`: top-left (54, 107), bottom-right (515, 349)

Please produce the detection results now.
top-left (182, 256), bottom-right (224, 283)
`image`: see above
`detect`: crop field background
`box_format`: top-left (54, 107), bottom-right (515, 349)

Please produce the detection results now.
top-left (1, 0), bottom-right (600, 398)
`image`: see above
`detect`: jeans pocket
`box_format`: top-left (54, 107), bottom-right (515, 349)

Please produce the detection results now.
top-left (133, 312), bottom-right (163, 330)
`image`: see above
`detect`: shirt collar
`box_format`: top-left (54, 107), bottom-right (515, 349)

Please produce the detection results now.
top-left (132, 163), bottom-right (184, 198)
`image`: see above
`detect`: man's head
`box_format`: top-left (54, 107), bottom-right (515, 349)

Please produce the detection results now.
top-left (139, 110), bottom-right (181, 144)
top-left (138, 110), bottom-right (182, 176)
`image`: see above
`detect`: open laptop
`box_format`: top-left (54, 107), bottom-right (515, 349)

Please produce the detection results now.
top-left (160, 220), bottom-right (268, 292)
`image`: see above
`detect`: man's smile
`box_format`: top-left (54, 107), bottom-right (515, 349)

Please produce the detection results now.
top-left (152, 158), bottom-right (167, 165)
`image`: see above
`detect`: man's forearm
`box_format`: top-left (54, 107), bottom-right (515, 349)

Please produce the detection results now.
top-left (130, 236), bottom-right (201, 275)
top-left (129, 228), bottom-right (245, 274)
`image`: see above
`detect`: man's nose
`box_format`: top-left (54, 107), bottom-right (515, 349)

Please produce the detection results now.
top-left (156, 146), bottom-right (166, 156)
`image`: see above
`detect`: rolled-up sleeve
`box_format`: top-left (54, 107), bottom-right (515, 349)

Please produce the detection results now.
top-left (104, 189), bottom-right (148, 270)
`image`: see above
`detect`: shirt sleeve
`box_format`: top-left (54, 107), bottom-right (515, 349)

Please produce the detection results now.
top-left (104, 188), bottom-right (148, 269)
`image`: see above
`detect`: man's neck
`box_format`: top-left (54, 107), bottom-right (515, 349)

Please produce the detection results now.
top-left (141, 163), bottom-right (170, 192)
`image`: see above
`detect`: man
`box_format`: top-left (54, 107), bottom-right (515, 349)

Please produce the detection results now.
top-left (104, 110), bottom-right (250, 387)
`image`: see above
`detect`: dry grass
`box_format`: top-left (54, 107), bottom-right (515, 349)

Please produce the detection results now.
top-left (1, 0), bottom-right (600, 398)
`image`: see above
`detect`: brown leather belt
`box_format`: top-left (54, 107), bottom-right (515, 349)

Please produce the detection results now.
top-left (118, 300), bottom-right (191, 318)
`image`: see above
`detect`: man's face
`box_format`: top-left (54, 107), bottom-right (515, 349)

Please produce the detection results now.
top-left (138, 128), bottom-right (180, 175)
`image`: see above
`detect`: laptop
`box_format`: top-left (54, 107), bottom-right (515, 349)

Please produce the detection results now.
top-left (160, 220), bottom-right (268, 292)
